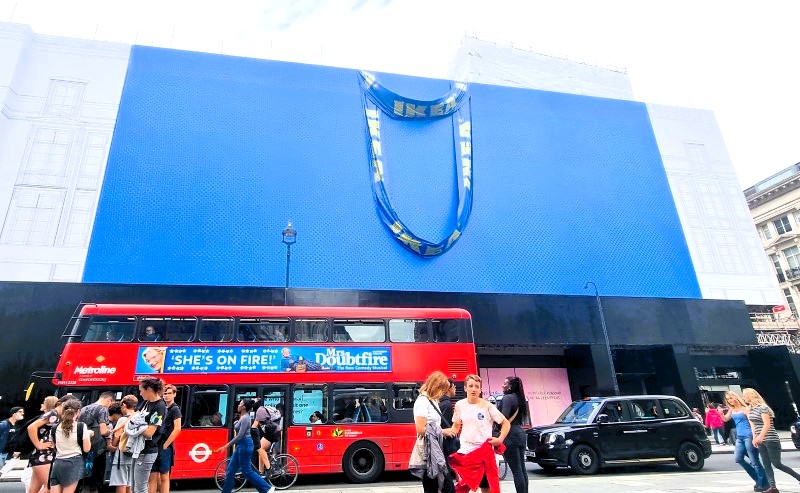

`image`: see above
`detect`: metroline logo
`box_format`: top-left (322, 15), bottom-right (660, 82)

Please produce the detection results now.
top-left (74, 365), bottom-right (117, 375)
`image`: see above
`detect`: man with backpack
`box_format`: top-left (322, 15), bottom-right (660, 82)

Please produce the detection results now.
top-left (254, 401), bottom-right (282, 473)
top-left (79, 392), bottom-right (114, 493)
top-left (0, 407), bottom-right (25, 469)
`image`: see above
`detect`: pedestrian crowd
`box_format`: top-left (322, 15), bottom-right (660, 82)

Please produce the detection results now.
top-left (692, 389), bottom-right (800, 493)
top-left (0, 377), bottom-right (181, 493)
top-left (5, 378), bottom-right (800, 493)
top-left (411, 371), bottom-right (522, 493)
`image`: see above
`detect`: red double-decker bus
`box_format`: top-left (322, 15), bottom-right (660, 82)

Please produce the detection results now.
top-left (52, 304), bottom-right (476, 483)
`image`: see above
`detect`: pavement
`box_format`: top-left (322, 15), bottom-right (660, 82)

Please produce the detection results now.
top-left (1, 433), bottom-right (797, 484)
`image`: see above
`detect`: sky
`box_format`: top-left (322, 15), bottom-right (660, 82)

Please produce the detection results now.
top-left (2, 0), bottom-right (798, 188)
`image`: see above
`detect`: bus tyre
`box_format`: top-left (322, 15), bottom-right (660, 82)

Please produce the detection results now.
top-left (343, 441), bottom-right (384, 483)
top-left (676, 441), bottom-right (704, 471)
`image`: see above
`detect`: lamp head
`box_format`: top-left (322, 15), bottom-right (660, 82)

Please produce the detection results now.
top-left (282, 220), bottom-right (297, 246)
top-left (583, 283), bottom-right (589, 290)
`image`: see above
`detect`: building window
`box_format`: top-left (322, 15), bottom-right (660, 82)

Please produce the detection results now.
top-left (760, 224), bottom-right (773, 240)
top-left (19, 128), bottom-right (74, 187)
top-left (684, 143), bottom-right (710, 172)
top-left (771, 254), bottom-right (785, 282)
top-left (774, 216), bottom-right (792, 235)
top-left (784, 288), bottom-right (798, 317)
top-left (76, 132), bottom-right (108, 190)
top-left (42, 80), bottom-right (86, 117)
top-left (62, 191), bottom-right (94, 247)
top-left (784, 246), bottom-right (800, 269)
top-left (695, 181), bottom-right (730, 230)
top-left (0, 188), bottom-right (65, 246)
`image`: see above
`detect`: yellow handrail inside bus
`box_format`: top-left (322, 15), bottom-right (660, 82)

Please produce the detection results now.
top-left (25, 382), bottom-right (35, 402)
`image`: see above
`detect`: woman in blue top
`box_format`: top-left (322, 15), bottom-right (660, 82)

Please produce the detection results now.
top-left (216, 400), bottom-right (272, 493)
top-left (723, 391), bottom-right (768, 492)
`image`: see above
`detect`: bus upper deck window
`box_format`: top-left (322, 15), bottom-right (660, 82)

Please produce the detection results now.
top-left (238, 318), bottom-right (289, 342)
top-left (295, 319), bottom-right (328, 342)
top-left (199, 318), bottom-right (233, 342)
top-left (389, 319), bottom-right (429, 342)
top-left (332, 320), bottom-right (386, 343)
top-left (79, 317), bottom-right (136, 342)
top-left (139, 318), bottom-right (196, 342)
top-left (432, 320), bottom-right (460, 342)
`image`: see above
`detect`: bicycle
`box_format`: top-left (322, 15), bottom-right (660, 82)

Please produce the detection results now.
top-left (496, 453), bottom-right (508, 480)
top-left (214, 452), bottom-right (299, 491)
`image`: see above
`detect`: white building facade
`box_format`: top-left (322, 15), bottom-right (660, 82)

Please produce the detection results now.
top-left (0, 26), bottom-right (783, 307)
top-left (0, 23), bottom-right (130, 281)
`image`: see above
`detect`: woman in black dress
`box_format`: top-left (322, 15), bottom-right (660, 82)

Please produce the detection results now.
top-left (500, 377), bottom-right (528, 493)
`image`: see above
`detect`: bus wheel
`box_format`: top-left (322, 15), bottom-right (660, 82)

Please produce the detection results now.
top-left (343, 441), bottom-right (384, 483)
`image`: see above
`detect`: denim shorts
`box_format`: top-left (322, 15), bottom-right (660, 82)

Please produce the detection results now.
top-left (151, 446), bottom-right (174, 474)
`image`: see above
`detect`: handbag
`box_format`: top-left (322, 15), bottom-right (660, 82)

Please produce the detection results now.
top-left (427, 398), bottom-right (460, 455)
top-left (408, 434), bottom-right (427, 471)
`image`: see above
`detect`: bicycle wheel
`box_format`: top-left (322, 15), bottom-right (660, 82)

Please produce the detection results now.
top-left (268, 453), bottom-right (299, 490)
top-left (214, 457), bottom-right (247, 492)
top-left (497, 457), bottom-right (508, 480)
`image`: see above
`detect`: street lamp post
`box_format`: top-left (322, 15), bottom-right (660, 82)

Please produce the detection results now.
top-left (584, 281), bottom-right (620, 396)
top-left (281, 221), bottom-right (297, 305)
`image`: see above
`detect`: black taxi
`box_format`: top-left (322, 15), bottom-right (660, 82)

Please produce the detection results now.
top-left (526, 395), bottom-right (711, 474)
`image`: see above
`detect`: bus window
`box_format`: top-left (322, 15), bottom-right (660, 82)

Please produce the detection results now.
top-left (139, 317), bottom-right (196, 342)
top-left (332, 319), bottom-right (386, 343)
top-left (75, 316), bottom-right (136, 342)
top-left (432, 319), bottom-right (460, 342)
top-left (199, 318), bottom-right (233, 342)
top-left (389, 319), bottom-right (429, 342)
top-left (295, 319), bottom-right (328, 342)
top-left (190, 386), bottom-right (228, 427)
top-left (293, 385), bottom-right (327, 425)
top-left (332, 386), bottom-right (388, 423)
top-left (392, 384), bottom-right (419, 410)
top-left (238, 318), bottom-right (289, 342)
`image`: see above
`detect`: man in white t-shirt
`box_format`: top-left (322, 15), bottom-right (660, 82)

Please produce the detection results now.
top-left (451, 375), bottom-right (509, 493)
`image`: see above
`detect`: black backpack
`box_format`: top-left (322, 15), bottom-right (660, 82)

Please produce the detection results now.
top-left (51, 423), bottom-right (93, 478)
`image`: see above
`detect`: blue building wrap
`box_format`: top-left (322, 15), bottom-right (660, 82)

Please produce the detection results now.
top-left (83, 46), bottom-right (700, 298)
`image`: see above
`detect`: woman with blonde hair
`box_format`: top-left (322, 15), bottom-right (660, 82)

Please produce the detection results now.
top-left (26, 395), bottom-right (60, 493)
top-left (744, 388), bottom-right (800, 493)
top-left (722, 391), bottom-right (767, 491)
top-left (413, 371), bottom-right (459, 493)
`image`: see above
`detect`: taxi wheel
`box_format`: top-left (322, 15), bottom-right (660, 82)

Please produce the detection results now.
top-left (569, 444), bottom-right (599, 475)
top-left (676, 441), bottom-right (704, 471)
